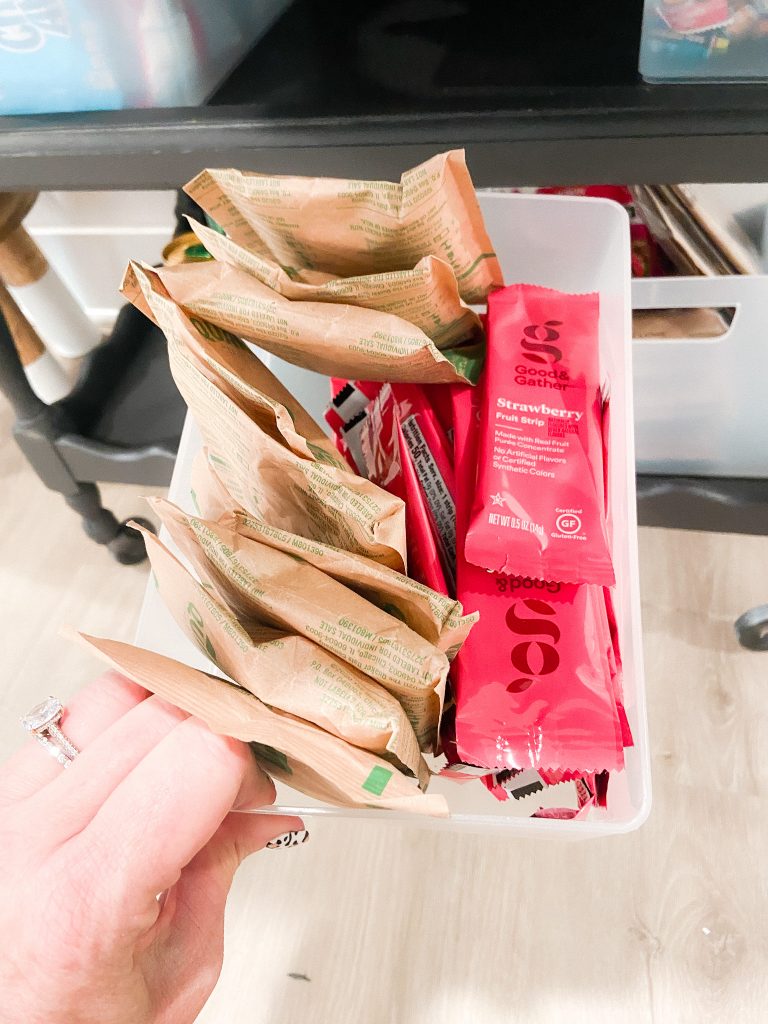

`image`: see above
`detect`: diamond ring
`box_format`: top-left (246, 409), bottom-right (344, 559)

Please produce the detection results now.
top-left (21, 697), bottom-right (80, 768)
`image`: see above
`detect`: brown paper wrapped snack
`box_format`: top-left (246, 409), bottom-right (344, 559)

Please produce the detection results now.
top-left (184, 150), bottom-right (502, 304)
top-left (149, 497), bottom-right (449, 751)
top-left (138, 525), bottom-right (429, 782)
top-left (122, 261), bottom-right (341, 467)
top-left (190, 448), bottom-right (240, 521)
top-left (188, 450), bottom-right (475, 658)
top-left (77, 634), bottom-right (448, 817)
top-left (123, 262), bottom-right (407, 569)
top-left (188, 218), bottom-right (482, 350)
top-left (144, 258), bottom-right (475, 385)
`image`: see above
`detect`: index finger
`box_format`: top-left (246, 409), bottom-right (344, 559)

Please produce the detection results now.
top-left (61, 715), bottom-right (275, 909)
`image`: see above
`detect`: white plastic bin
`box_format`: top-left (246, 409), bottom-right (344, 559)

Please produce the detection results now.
top-left (640, 1), bottom-right (768, 82)
top-left (633, 274), bottom-right (768, 476)
top-left (135, 192), bottom-right (650, 837)
top-left (0, 0), bottom-right (290, 115)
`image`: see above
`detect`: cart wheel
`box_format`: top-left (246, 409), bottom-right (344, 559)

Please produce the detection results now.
top-left (107, 517), bottom-right (155, 566)
top-left (734, 605), bottom-right (768, 652)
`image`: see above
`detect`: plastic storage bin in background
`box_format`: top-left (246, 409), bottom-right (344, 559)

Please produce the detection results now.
top-left (633, 273), bottom-right (768, 476)
top-left (640, 1), bottom-right (768, 82)
top-left (135, 192), bottom-right (650, 838)
top-left (0, 0), bottom-right (290, 115)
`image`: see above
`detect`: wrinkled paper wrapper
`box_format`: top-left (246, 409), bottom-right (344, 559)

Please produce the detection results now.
top-left (138, 524), bottom-right (429, 783)
top-left (188, 217), bottom-right (481, 350)
top-left (122, 261), bottom-right (407, 570)
top-left (149, 498), bottom-right (449, 753)
top-left (144, 257), bottom-right (475, 385)
top-left (190, 450), bottom-right (477, 660)
top-left (184, 150), bottom-right (502, 305)
top-left (77, 634), bottom-right (448, 817)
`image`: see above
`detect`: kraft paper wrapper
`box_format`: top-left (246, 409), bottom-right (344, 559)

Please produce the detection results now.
top-left (146, 257), bottom-right (474, 385)
top-left (190, 448), bottom-right (239, 521)
top-left (122, 261), bottom-right (341, 468)
top-left (188, 218), bottom-right (482, 350)
top-left (123, 262), bottom-right (407, 569)
top-left (149, 498), bottom-right (449, 753)
top-left (76, 634), bottom-right (448, 818)
top-left (184, 150), bottom-right (502, 305)
top-left (137, 525), bottom-right (428, 784)
top-left (189, 447), bottom-right (476, 659)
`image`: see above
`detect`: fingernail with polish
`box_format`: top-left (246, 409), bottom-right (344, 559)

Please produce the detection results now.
top-left (267, 829), bottom-right (310, 849)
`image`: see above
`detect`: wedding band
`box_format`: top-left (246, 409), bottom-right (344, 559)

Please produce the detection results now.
top-left (21, 696), bottom-right (79, 768)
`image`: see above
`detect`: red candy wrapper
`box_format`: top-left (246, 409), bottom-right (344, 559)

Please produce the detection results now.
top-left (391, 383), bottom-right (456, 591)
top-left (325, 378), bottom-right (383, 472)
top-left (421, 383), bottom-right (455, 449)
top-left (452, 379), bottom-right (623, 775)
top-left (465, 284), bottom-right (614, 587)
top-left (361, 384), bottom-right (449, 596)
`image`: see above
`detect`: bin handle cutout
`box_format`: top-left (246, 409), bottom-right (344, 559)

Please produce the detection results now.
top-left (633, 306), bottom-right (737, 342)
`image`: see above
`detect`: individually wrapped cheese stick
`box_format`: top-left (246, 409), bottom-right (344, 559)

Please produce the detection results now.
top-left (77, 634), bottom-right (448, 817)
top-left (137, 525), bottom-right (429, 785)
top-left (123, 261), bottom-right (407, 570)
top-left (148, 498), bottom-right (450, 753)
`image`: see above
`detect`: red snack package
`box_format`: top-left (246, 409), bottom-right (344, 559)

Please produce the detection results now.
top-left (421, 383), bottom-right (456, 450)
top-left (465, 284), bottom-right (614, 587)
top-left (361, 384), bottom-right (449, 596)
top-left (325, 378), bottom-right (384, 472)
top-left (391, 383), bottom-right (456, 590)
top-left (327, 378), bottom-right (382, 427)
top-left (452, 379), bottom-right (623, 774)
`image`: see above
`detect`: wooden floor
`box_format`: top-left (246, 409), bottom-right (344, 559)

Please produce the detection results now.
top-left (2, 394), bottom-right (768, 1024)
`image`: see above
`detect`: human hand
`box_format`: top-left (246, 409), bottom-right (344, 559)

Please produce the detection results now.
top-left (0, 672), bottom-right (304, 1024)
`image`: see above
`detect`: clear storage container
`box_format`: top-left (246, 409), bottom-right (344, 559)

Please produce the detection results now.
top-left (0, 0), bottom-right (290, 115)
top-left (136, 192), bottom-right (651, 837)
top-left (640, 1), bottom-right (768, 82)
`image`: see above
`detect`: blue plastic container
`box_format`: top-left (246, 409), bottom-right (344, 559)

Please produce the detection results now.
top-left (0, 0), bottom-right (290, 115)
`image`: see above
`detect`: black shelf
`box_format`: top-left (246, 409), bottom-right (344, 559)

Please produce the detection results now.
top-left (1, 0), bottom-right (768, 191)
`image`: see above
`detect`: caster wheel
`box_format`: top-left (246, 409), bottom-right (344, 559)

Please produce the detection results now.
top-left (734, 605), bottom-right (768, 652)
top-left (107, 517), bottom-right (155, 566)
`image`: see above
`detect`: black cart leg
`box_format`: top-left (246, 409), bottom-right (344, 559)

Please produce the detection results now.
top-left (63, 483), bottom-right (153, 564)
top-left (0, 304), bottom-right (153, 564)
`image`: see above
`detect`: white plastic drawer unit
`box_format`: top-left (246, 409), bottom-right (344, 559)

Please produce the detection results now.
top-left (633, 274), bottom-right (768, 477)
top-left (136, 192), bottom-right (651, 838)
